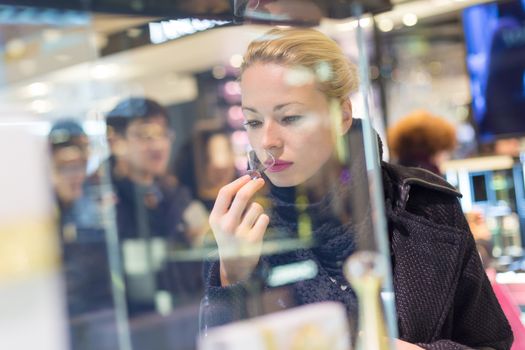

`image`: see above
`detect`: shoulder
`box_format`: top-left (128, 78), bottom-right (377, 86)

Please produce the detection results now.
top-left (381, 161), bottom-right (461, 208)
top-left (381, 162), bottom-right (468, 229)
top-left (160, 180), bottom-right (194, 210)
top-left (172, 182), bottom-right (193, 202)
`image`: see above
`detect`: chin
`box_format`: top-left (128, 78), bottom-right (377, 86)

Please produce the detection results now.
top-left (150, 165), bottom-right (167, 175)
top-left (266, 174), bottom-right (301, 188)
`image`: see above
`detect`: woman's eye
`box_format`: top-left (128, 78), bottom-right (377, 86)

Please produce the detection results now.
top-left (243, 120), bottom-right (263, 129)
top-left (282, 115), bottom-right (302, 124)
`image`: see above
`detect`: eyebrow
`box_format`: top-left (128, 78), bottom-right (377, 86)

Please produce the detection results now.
top-left (242, 102), bottom-right (305, 114)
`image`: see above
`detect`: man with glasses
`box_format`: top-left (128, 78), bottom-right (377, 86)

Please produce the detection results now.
top-left (105, 97), bottom-right (205, 319)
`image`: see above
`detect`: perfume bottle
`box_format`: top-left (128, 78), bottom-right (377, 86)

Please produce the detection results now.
top-left (247, 148), bottom-right (275, 180)
top-left (344, 251), bottom-right (390, 350)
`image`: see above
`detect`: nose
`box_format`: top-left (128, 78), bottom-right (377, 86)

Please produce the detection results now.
top-left (147, 134), bottom-right (169, 151)
top-left (261, 119), bottom-right (283, 152)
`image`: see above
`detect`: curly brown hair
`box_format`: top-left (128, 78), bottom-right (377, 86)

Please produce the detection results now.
top-left (387, 110), bottom-right (457, 161)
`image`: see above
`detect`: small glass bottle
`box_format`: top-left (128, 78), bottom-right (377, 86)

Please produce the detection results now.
top-left (247, 148), bottom-right (275, 180)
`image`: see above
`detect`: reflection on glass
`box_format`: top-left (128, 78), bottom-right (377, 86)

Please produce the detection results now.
top-left (247, 148), bottom-right (275, 179)
top-left (198, 24), bottom-right (513, 350)
top-left (202, 27), bottom-right (377, 346)
top-left (3, 2), bottom-right (515, 349)
top-left (104, 97), bottom-right (207, 323)
top-left (50, 120), bottom-right (105, 264)
top-left (49, 119), bottom-right (120, 350)
top-left (345, 251), bottom-right (388, 350)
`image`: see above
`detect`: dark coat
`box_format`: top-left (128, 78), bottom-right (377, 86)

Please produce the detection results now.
top-left (202, 162), bottom-right (513, 350)
top-left (58, 191), bottom-right (113, 317)
top-left (111, 174), bottom-right (204, 314)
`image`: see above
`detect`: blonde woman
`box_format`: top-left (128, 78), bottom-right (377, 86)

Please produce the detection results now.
top-left (203, 28), bottom-right (513, 350)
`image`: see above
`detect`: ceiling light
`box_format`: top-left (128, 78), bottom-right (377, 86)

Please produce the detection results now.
top-left (359, 17), bottom-right (372, 28)
top-left (402, 13), bottom-right (418, 27)
top-left (230, 54), bottom-right (244, 68)
top-left (91, 64), bottom-right (119, 79)
top-left (27, 82), bottom-right (50, 97)
top-left (212, 66), bottom-right (227, 79)
top-left (336, 20), bottom-right (357, 31)
top-left (377, 18), bottom-right (394, 32)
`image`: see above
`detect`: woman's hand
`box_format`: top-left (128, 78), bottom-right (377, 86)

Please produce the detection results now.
top-left (395, 339), bottom-right (424, 350)
top-left (209, 175), bottom-right (270, 286)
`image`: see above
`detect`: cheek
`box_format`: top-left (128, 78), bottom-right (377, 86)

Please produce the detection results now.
top-left (160, 144), bottom-right (171, 156)
top-left (127, 151), bottom-right (145, 166)
top-left (301, 128), bottom-right (333, 154)
top-left (246, 129), bottom-right (258, 143)
top-left (247, 132), bottom-right (263, 152)
top-left (134, 145), bottom-right (151, 158)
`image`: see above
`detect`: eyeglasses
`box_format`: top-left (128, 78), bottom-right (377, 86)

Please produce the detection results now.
top-left (55, 162), bottom-right (87, 176)
top-left (127, 129), bottom-right (175, 143)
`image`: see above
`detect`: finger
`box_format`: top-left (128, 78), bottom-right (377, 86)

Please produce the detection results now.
top-left (228, 178), bottom-right (265, 223)
top-left (237, 202), bottom-right (264, 236)
top-left (211, 175), bottom-right (251, 218)
top-left (247, 213), bottom-right (270, 243)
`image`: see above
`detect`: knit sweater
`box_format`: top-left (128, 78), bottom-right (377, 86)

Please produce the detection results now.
top-left (202, 162), bottom-right (513, 350)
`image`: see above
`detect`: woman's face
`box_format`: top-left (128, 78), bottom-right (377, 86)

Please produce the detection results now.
top-left (241, 62), bottom-right (337, 187)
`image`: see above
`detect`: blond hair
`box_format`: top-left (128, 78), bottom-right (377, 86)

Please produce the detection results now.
top-left (387, 110), bottom-right (457, 159)
top-left (241, 28), bottom-right (358, 102)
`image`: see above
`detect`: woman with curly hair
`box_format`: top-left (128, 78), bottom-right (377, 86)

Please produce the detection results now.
top-left (387, 110), bottom-right (457, 175)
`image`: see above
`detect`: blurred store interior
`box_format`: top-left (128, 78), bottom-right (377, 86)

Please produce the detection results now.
top-left (1, 0), bottom-right (525, 349)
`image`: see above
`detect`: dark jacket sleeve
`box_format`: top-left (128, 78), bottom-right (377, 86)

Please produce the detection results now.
top-left (200, 260), bottom-right (250, 329)
top-left (200, 257), bottom-right (272, 331)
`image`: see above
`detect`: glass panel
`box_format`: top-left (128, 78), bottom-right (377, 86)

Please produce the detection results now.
top-left (0, 4), bottom-right (129, 350)
top-left (0, 2), bottom-right (395, 350)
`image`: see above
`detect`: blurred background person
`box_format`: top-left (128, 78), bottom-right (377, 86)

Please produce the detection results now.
top-left (387, 110), bottom-right (457, 175)
top-left (104, 97), bottom-right (206, 317)
top-left (50, 120), bottom-right (89, 213)
top-left (48, 119), bottom-right (115, 350)
top-left (465, 210), bottom-right (494, 268)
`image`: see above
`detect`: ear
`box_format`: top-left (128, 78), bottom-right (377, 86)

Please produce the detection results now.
top-left (340, 99), bottom-right (353, 134)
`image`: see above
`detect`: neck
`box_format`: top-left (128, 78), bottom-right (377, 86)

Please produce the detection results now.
top-left (302, 156), bottom-right (343, 201)
top-left (113, 158), bottom-right (129, 178)
top-left (128, 169), bottom-right (155, 186)
top-left (58, 197), bottom-right (74, 210)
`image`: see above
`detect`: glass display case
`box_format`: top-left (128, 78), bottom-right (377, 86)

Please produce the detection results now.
top-left (0, 2), bottom-right (395, 349)
top-left (443, 155), bottom-right (525, 260)
top-left (3, 1), bottom-right (514, 350)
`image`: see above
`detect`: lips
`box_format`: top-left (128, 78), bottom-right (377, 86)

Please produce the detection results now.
top-left (266, 159), bottom-right (293, 173)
